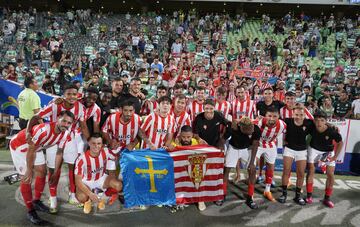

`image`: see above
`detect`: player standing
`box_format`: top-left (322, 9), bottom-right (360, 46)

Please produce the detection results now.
top-left (10, 111), bottom-right (73, 224)
top-left (306, 111), bottom-right (343, 208)
top-left (256, 107), bottom-right (286, 201)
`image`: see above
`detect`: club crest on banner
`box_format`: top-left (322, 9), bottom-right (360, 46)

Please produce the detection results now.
top-left (187, 154), bottom-right (207, 189)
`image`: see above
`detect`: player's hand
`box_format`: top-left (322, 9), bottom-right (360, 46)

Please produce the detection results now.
top-left (110, 140), bottom-right (120, 150)
top-left (48, 171), bottom-right (59, 185)
top-left (149, 144), bottom-right (157, 151)
top-left (328, 156), bottom-right (337, 162)
top-left (23, 169), bottom-right (33, 184)
top-left (54, 97), bottom-right (64, 105)
top-left (137, 92), bottom-right (145, 100)
top-left (198, 139), bottom-right (207, 145)
top-left (166, 144), bottom-right (175, 151)
top-left (89, 193), bottom-right (100, 203)
top-left (26, 133), bottom-right (33, 144)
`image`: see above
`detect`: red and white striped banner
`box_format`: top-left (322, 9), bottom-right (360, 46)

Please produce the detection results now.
top-left (169, 145), bottom-right (224, 204)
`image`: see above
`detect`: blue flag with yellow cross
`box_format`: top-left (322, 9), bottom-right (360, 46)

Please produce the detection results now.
top-left (120, 148), bottom-right (176, 208)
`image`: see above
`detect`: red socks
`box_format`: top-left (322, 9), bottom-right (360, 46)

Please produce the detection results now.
top-left (223, 180), bottom-right (227, 196)
top-left (20, 182), bottom-right (33, 211)
top-left (265, 169), bottom-right (273, 184)
top-left (105, 188), bottom-right (118, 197)
top-left (306, 183), bottom-right (314, 194)
top-left (325, 187), bottom-right (333, 197)
top-left (34, 176), bottom-right (46, 200)
top-left (68, 168), bottom-right (76, 193)
top-left (48, 170), bottom-right (60, 197)
top-left (248, 184), bottom-right (255, 197)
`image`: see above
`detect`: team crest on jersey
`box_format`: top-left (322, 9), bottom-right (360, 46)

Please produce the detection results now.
top-left (325, 136), bottom-right (329, 140)
top-left (203, 125), bottom-right (207, 130)
top-left (303, 126), bottom-right (306, 131)
top-left (187, 154), bottom-right (207, 189)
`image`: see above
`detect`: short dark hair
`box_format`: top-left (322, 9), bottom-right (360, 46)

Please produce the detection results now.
top-left (175, 94), bottom-right (187, 100)
top-left (59, 110), bottom-right (75, 120)
top-left (120, 100), bottom-right (135, 108)
top-left (85, 86), bottom-right (99, 95)
top-left (101, 86), bottom-right (112, 94)
top-left (285, 91), bottom-right (295, 97)
top-left (157, 85), bottom-right (167, 92)
top-left (263, 87), bottom-right (274, 93)
top-left (131, 77), bottom-right (141, 83)
top-left (180, 125), bottom-right (193, 133)
top-left (204, 98), bottom-right (215, 107)
top-left (158, 96), bottom-right (172, 104)
top-left (265, 107), bottom-right (279, 115)
top-left (63, 83), bottom-right (79, 91)
top-left (216, 86), bottom-right (227, 95)
top-left (24, 76), bottom-right (35, 88)
top-left (89, 132), bottom-right (103, 140)
top-left (313, 110), bottom-right (327, 120)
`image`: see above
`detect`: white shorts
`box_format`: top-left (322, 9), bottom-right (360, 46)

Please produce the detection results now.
top-left (82, 174), bottom-right (108, 191)
top-left (307, 147), bottom-right (336, 167)
top-left (256, 147), bottom-right (277, 164)
top-left (283, 147), bottom-right (307, 161)
top-left (46, 133), bottom-right (85, 168)
top-left (10, 144), bottom-right (45, 175)
top-left (225, 145), bottom-right (250, 168)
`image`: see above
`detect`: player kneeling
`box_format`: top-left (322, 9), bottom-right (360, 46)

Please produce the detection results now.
top-left (75, 133), bottom-right (122, 214)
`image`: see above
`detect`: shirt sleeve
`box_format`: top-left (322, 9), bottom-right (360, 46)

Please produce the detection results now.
top-left (74, 156), bottom-right (84, 177)
top-left (332, 128), bottom-right (342, 143)
top-left (93, 106), bottom-right (101, 123)
top-left (37, 103), bottom-right (55, 119)
top-left (32, 126), bottom-right (48, 146)
top-left (101, 115), bottom-right (111, 133)
top-left (141, 114), bottom-right (153, 132)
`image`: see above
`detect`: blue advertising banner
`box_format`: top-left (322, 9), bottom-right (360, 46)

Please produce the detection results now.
top-left (0, 79), bottom-right (55, 117)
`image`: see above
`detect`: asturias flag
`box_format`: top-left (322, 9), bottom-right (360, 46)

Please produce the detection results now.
top-left (120, 148), bottom-right (176, 208)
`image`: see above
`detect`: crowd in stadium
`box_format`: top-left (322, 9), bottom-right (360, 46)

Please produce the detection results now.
top-left (0, 6), bottom-right (359, 225)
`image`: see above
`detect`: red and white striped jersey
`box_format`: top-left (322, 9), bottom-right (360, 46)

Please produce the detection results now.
top-left (187, 100), bottom-right (204, 120)
top-left (37, 101), bottom-right (85, 134)
top-left (227, 92), bottom-right (236, 103)
top-left (140, 100), bottom-right (158, 116)
top-left (257, 118), bottom-right (286, 148)
top-left (85, 103), bottom-right (101, 123)
top-left (75, 147), bottom-right (115, 181)
top-left (10, 122), bottom-right (70, 152)
top-left (280, 106), bottom-right (314, 120)
top-left (101, 112), bottom-right (142, 148)
top-left (215, 100), bottom-right (231, 120)
top-left (141, 113), bottom-right (176, 149)
top-left (169, 109), bottom-right (192, 136)
top-left (231, 99), bottom-right (257, 120)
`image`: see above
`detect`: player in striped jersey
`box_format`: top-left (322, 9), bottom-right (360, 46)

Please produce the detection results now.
top-left (215, 86), bottom-right (232, 120)
top-left (83, 87), bottom-right (101, 134)
top-left (187, 87), bottom-right (206, 120)
top-left (10, 111), bottom-right (73, 224)
top-left (26, 84), bottom-right (90, 210)
top-left (170, 94), bottom-right (192, 138)
top-left (280, 91), bottom-right (314, 120)
top-left (102, 100), bottom-right (156, 152)
top-left (141, 96), bottom-right (176, 150)
top-left (231, 86), bottom-right (257, 120)
top-left (256, 107), bottom-right (286, 201)
top-left (75, 133), bottom-right (122, 214)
